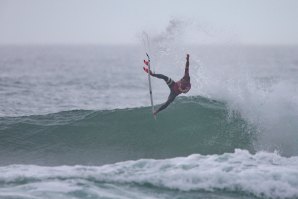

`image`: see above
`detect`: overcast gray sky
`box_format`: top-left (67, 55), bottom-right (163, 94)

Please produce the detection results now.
top-left (0, 0), bottom-right (298, 45)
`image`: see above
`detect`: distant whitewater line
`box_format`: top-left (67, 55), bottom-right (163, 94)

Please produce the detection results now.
top-left (1, 149), bottom-right (297, 199)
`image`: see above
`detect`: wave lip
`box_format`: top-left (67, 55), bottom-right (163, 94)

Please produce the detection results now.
top-left (1, 150), bottom-right (298, 199)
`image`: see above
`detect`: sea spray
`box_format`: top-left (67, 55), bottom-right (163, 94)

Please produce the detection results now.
top-left (140, 20), bottom-right (298, 156)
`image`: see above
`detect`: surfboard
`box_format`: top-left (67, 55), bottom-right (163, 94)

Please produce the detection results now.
top-left (144, 53), bottom-right (155, 119)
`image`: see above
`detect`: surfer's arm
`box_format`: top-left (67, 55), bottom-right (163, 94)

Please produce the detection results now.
top-left (183, 54), bottom-right (190, 80)
top-left (154, 94), bottom-right (176, 115)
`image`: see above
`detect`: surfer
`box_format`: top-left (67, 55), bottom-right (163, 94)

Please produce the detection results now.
top-left (143, 54), bottom-right (191, 116)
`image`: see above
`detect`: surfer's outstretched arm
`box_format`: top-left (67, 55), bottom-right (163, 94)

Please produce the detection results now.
top-left (183, 54), bottom-right (190, 80)
top-left (154, 92), bottom-right (177, 116)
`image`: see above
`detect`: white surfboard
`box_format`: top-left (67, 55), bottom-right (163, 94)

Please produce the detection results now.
top-left (145, 53), bottom-right (155, 119)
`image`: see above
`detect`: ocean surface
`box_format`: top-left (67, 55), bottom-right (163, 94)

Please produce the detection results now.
top-left (1, 45), bottom-right (298, 199)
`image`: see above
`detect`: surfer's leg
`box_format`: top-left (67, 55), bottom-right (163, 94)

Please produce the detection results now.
top-left (143, 69), bottom-right (175, 88)
top-left (154, 91), bottom-right (177, 115)
top-left (152, 74), bottom-right (175, 88)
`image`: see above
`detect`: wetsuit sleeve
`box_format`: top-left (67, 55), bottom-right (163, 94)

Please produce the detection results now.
top-left (155, 93), bottom-right (177, 114)
top-left (183, 59), bottom-right (190, 80)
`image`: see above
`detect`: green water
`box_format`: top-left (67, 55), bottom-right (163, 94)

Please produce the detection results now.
top-left (0, 96), bottom-right (255, 166)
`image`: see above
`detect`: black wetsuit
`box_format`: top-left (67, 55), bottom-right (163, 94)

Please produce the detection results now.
top-left (152, 59), bottom-right (190, 114)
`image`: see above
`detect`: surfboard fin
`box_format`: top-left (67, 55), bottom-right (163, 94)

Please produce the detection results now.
top-left (144, 60), bottom-right (149, 66)
top-left (143, 67), bottom-right (153, 75)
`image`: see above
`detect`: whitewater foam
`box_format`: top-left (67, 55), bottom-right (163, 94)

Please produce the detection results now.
top-left (0, 150), bottom-right (297, 199)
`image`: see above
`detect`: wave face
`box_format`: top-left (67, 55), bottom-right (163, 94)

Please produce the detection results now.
top-left (0, 96), bottom-right (255, 166)
top-left (1, 150), bottom-right (298, 199)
